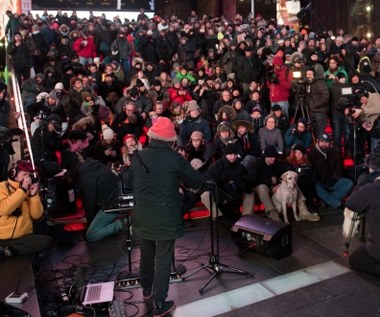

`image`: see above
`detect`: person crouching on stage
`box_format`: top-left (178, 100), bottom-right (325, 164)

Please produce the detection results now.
top-left (62, 130), bottom-right (128, 242)
top-left (125, 117), bottom-right (203, 317)
top-left (343, 151), bottom-right (380, 277)
top-left (0, 160), bottom-right (53, 257)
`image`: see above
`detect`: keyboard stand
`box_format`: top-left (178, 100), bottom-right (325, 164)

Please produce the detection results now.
top-left (103, 207), bottom-right (139, 287)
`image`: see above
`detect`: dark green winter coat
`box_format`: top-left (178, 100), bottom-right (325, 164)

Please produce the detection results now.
top-left (126, 140), bottom-right (203, 240)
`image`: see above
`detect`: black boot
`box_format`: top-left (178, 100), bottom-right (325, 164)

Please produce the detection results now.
top-left (153, 300), bottom-right (176, 317)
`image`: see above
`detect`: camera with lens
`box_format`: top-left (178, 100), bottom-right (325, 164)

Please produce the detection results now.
top-left (294, 79), bottom-right (307, 97)
top-left (266, 69), bottom-right (279, 84)
top-left (338, 87), bottom-right (361, 121)
top-left (30, 172), bottom-right (39, 184)
top-left (292, 71), bottom-right (308, 99)
top-left (338, 95), bottom-right (359, 110)
top-left (338, 95), bottom-right (362, 125)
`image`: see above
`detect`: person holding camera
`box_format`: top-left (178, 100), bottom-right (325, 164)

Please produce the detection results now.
top-left (0, 160), bottom-right (53, 256)
top-left (343, 152), bottom-right (380, 277)
top-left (266, 56), bottom-right (293, 118)
top-left (72, 29), bottom-right (96, 66)
top-left (351, 91), bottom-right (380, 153)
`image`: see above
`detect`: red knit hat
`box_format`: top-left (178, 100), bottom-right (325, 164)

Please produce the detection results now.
top-left (123, 134), bottom-right (136, 144)
top-left (272, 56), bottom-right (284, 66)
top-left (147, 117), bottom-right (177, 142)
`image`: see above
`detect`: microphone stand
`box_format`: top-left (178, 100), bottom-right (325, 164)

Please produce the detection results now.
top-left (182, 180), bottom-right (253, 295)
top-left (298, 4), bottom-right (357, 76)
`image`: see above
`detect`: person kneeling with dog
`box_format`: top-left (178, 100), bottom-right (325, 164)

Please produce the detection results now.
top-left (252, 145), bottom-right (319, 222)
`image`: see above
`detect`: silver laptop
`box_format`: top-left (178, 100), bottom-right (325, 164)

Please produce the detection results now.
top-left (81, 281), bottom-right (115, 306)
top-left (72, 263), bottom-right (115, 306)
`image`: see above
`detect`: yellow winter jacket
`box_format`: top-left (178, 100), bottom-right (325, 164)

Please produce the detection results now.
top-left (0, 179), bottom-right (44, 240)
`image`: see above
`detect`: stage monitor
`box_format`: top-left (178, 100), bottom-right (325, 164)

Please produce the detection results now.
top-left (232, 215), bottom-right (292, 259)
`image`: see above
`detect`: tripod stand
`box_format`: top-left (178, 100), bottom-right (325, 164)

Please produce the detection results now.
top-left (343, 119), bottom-right (367, 256)
top-left (292, 87), bottom-right (317, 145)
top-left (182, 181), bottom-right (253, 295)
top-left (343, 210), bottom-right (366, 256)
top-left (293, 94), bottom-right (310, 124)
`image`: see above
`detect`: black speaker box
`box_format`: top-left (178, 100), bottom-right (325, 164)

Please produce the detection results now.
top-left (232, 215), bottom-right (292, 259)
top-left (45, 176), bottom-right (77, 218)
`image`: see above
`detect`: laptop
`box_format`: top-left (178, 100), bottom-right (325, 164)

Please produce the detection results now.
top-left (81, 281), bottom-right (115, 306)
top-left (72, 263), bottom-right (115, 306)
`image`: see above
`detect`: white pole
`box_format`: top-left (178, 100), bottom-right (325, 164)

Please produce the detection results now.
top-left (12, 74), bottom-right (35, 169)
top-left (251, 0), bottom-right (255, 18)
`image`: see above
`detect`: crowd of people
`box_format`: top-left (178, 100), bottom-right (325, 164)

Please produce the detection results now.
top-left (1, 7), bottom-right (380, 315)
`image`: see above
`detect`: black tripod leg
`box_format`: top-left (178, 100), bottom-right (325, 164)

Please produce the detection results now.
top-left (182, 263), bottom-right (213, 281)
top-left (218, 262), bottom-right (253, 277)
top-left (199, 271), bottom-right (219, 295)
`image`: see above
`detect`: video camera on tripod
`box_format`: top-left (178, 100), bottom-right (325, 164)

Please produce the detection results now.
top-left (292, 71), bottom-right (308, 100)
top-left (292, 70), bottom-right (312, 126)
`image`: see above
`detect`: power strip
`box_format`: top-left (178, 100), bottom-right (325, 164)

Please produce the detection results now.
top-left (116, 272), bottom-right (182, 290)
top-left (108, 300), bottom-right (128, 317)
top-left (5, 292), bottom-right (28, 304)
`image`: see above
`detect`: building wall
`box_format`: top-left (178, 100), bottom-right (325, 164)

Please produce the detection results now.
top-left (222, 0), bottom-right (237, 22)
top-left (310, 0), bottom-right (349, 35)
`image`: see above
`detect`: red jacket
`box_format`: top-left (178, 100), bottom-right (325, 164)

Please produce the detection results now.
top-left (73, 36), bottom-right (97, 58)
top-left (267, 66), bottom-right (293, 103)
top-left (167, 87), bottom-right (192, 105)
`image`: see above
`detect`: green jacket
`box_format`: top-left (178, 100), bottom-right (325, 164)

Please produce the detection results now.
top-left (324, 66), bottom-right (348, 88)
top-left (126, 140), bottom-right (203, 240)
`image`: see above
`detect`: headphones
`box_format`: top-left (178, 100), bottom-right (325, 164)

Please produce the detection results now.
top-left (8, 163), bottom-right (18, 180)
top-left (8, 160), bottom-right (35, 180)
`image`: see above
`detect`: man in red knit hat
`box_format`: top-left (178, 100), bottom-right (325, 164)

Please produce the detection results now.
top-left (126, 117), bottom-right (203, 316)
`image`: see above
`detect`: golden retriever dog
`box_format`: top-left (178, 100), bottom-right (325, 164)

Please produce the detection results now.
top-left (272, 171), bottom-right (299, 223)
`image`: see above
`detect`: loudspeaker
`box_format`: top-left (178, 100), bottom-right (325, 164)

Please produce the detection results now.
top-left (45, 176), bottom-right (77, 218)
top-left (232, 215), bottom-right (292, 259)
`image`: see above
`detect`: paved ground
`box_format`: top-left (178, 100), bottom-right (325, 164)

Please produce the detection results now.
top-left (32, 208), bottom-right (380, 317)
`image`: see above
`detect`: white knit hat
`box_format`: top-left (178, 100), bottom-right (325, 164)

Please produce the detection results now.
top-left (102, 126), bottom-right (114, 140)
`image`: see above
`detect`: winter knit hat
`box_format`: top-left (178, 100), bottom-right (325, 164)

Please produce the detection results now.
top-left (187, 100), bottom-right (200, 112)
top-left (224, 142), bottom-right (239, 155)
top-left (292, 144), bottom-right (306, 154)
top-left (147, 117), bottom-right (177, 142)
top-left (190, 130), bottom-right (204, 140)
top-left (297, 117), bottom-right (308, 128)
top-left (263, 145), bottom-right (279, 158)
top-left (272, 56), bottom-right (284, 66)
top-left (102, 125), bottom-right (114, 140)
